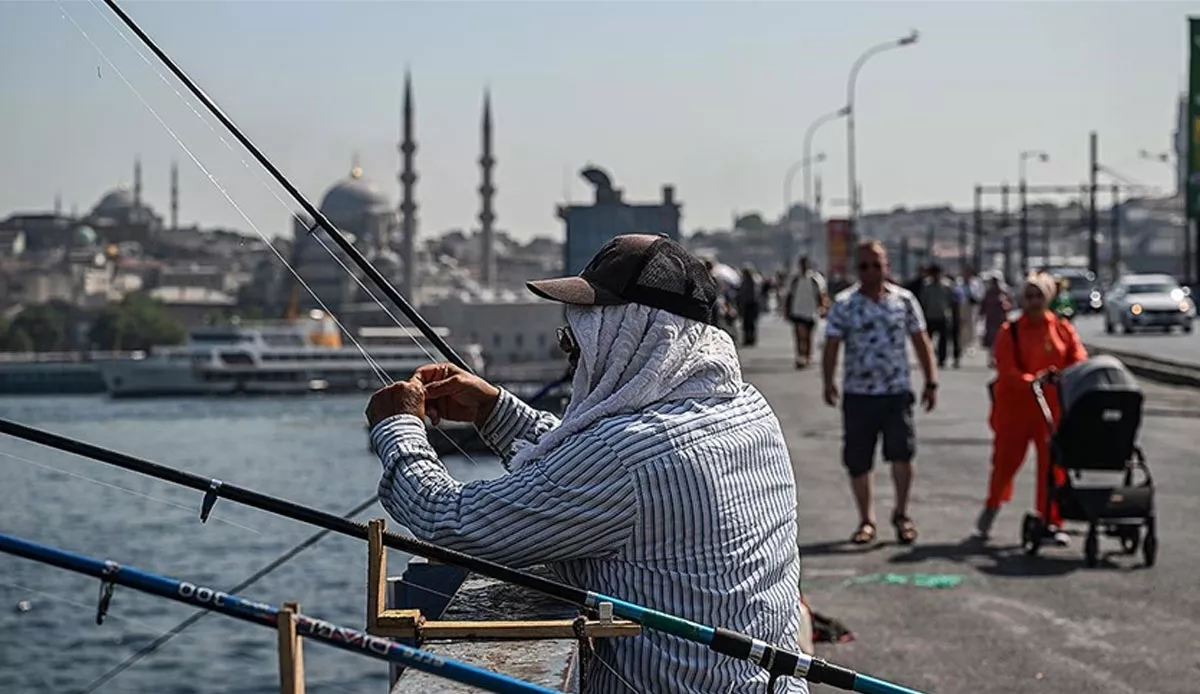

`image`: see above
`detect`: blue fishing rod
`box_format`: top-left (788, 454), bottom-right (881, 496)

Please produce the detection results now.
top-left (0, 532), bottom-right (555, 694)
top-left (63, 3), bottom-right (928, 692)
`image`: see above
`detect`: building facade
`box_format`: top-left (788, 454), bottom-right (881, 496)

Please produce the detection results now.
top-left (557, 167), bottom-right (680, 276)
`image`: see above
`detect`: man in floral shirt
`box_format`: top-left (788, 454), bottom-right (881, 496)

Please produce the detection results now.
top-left (821, 239), bottom-right (938, 546)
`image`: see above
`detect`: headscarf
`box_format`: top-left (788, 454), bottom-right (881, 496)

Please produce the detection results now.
top-left (505, 303), bottom-right (743, 471)
top-left (1022, 271), bottom-right (1057, 306)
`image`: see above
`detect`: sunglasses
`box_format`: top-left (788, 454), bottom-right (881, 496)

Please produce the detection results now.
top-left (556, 325), bottom-right (578, 355)
top-left (857, 261), bottom-right (883, 271)
top-left (1024, 291), bottom-right (1045, 300)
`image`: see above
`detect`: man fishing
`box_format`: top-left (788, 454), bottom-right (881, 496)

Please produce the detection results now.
top-left (366, 234), bottom-right (806, 694)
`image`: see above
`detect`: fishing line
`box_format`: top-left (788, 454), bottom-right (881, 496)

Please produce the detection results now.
top-left (0, 579), bottom-right (163, 634)
top-left (78, 494), bottom-right (381, 694)
top-left (0, 450), bottom-right (260, 535)
top-left (56, 1), bottom-right (392, 387)
top-left (75, 0), bottom-right (493, 466)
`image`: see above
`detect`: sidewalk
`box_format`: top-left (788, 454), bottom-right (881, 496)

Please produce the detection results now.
top-left (741, 315), bottom-right (1200, 694)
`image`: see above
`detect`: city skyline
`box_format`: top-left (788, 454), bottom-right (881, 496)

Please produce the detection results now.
top-left (0, 1), bottom-right (1193, 241)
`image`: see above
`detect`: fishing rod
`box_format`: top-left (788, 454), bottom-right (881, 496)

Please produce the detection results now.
top-left (0, 532), bottom-right (555, 694)
top-left (0, 418), bottom-right (924, 694)
top-left (95, 0), bottom-right (470, 374)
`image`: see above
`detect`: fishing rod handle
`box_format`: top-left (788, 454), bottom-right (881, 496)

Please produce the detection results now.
top-left (0, 533), bottom-right (555, 694)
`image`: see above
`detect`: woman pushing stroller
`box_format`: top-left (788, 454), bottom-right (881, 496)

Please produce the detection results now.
top-left (975, 272), bottom-right (1088, 543)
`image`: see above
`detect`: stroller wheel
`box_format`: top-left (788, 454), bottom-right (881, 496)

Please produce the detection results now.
top-left (1085, 527), bottom-right (1099, 568)
top-left (1022, 513), bottom-right (1043, 556)
top-left (1143, 519), bottom-right (1158, 567)
top-left (1120, 527), bottom-right (1140, 554)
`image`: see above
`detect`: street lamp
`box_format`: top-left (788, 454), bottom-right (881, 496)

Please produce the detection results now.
top-left (845, 29), bottom-right (920, 241)
top-left (1019, 150), bottom-right (1050, 183)
top-left (783, 152), bottom-right (827, 263)
top-left (802, 106), bottom-right (849, 258)
top-left (1022, 149), bottom-right (1051, 272)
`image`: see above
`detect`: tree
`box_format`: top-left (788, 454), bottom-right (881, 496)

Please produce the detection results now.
top-left (735, 213), bottom-right (768, 232)
top-left (9, 304), bottom-right (67, 352)
top-left (0, 318), bottom-right (33, 352)
top-left (88, 294), bottom-right (186, 351)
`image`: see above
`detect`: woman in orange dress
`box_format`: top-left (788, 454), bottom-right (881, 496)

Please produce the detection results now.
top-left (975, 272), bottom-right (1088, 543)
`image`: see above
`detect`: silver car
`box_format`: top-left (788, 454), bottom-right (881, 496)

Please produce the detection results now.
top-left (1104, 273), bottom-right (1195, 334)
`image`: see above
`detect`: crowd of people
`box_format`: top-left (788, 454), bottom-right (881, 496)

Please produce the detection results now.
top-left (759, 243), bottom-right (1087, 547)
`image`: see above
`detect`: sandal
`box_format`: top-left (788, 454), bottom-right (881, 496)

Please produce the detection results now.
top-left (892, 512), bottom-right (918, 545)
top-left (850, 521), bottom-right (876, 544)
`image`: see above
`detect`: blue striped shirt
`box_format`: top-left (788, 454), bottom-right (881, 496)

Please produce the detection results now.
top-left (372, 386), bottom-right (806, 693)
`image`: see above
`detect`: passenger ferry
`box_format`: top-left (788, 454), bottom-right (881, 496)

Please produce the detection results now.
top-left (97, 311), bottom-right (484, 398)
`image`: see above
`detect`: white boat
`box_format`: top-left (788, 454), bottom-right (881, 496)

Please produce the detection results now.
top-left (97, 311), bottom-right (484, 398)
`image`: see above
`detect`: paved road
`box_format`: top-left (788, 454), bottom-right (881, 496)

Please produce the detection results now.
top-left (741, 316), bottom-right (1200, 694)
top-left (1075, 314), bottom-right (1200, 367)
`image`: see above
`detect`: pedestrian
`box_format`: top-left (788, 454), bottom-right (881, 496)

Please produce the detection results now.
top-left (822, 239), bottom-right (939, 545)
top-left (917, 264), bottom-right (958, 369)
top-left (737, 265), bottom-right (762, 346)
top-left (980, 275), bottom-right (1010, 367)
top-left (783, 256), bottom-right (828, 368)
top-left (960, 266), bottom-right (984, 352)
top-left (366, 234), bottom-right (806, 693)
top-left (975, 272), bottom-right (1088, 543)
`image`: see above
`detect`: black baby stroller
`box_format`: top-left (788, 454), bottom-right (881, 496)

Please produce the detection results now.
top-left (1021, 355), bottom-right (1157, 567)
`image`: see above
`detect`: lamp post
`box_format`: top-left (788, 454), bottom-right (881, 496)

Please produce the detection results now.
top-left (783, 153), bottom-right (826, 263)
top-left (1018, 149), bottom-right (1050, 273)
top-left (845, 29), bottom-right (920, 242)
top-left (802, 106), bottom-right (849, 260)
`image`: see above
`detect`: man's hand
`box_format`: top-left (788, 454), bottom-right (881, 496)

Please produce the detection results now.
top-left (416, 363), bottom-right (501, 428)
top-left (366, 377), bottom-right (426, 429)
top-left (823, 381), bottom-right (839, 407)
top-left (921, 383), bottom-right (938, 412)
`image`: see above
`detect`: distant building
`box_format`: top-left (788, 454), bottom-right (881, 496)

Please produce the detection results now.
top-left (557, 167), bottom-right (680, 276)
top-left (289, 165), bottom-right (399, 315)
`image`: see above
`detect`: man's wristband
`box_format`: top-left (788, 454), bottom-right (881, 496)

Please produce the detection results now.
top-left (924, 382), bottom-right (938, 391)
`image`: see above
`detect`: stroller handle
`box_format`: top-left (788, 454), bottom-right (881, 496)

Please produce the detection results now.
top-left (1030, 377), bottom-right (1056, 429)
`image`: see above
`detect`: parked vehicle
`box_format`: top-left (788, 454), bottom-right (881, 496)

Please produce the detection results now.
top-left (1046, 266), bottom-right (1103, 314)
top-left (1103, 273), bottom-right (1195, 334)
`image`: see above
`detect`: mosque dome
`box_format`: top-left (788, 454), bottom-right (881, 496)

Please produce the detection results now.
top-left (319, 166), bottom-right (390, 221)
top-left (74, 224), bottom-right (98, 246)
top-left (93, 188), bottom-right (136, 217)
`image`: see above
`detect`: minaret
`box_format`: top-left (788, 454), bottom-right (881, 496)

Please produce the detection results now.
top-left (397, 70), bottom-right (418, 302)
top-left (478, 88), bottom-right (496, 288)
top-left (170, 160), bottom-right (179, 231)
top-left (133, 156), bottom-right (143, 214)
top-left (54, 192), bottom-right (62, 217)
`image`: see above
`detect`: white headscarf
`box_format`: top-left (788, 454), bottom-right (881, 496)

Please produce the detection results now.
top-left (506, 303), bottom-right (743, 471)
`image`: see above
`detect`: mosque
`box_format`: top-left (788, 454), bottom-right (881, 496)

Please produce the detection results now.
top-left (288, 71), bottom-right (498, 316)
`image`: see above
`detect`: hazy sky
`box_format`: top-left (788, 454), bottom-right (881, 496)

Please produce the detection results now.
top-left (0, 1), bottom-right (1193, 241)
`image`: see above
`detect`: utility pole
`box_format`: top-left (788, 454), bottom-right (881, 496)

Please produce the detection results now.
top-left (1019, 179), bottom-right (1029, 276)
top-left (958, 218), bottom-right (968, 274)
top-left (1110, 183), bottom-right (1121, 278)
top-left (973, 185), bottom-right (983, 273)
top-left (1088, 131), bottom-right (1099, 276)
top-left (1043, 205), bottom-right (1055, 268)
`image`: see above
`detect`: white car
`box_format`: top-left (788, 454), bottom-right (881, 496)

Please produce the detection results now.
top-left (1104, 274), bottom-right (1195, 334)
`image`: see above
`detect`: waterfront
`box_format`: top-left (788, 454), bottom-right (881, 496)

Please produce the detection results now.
top-left (0, 393), bottom-right (502, 694)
